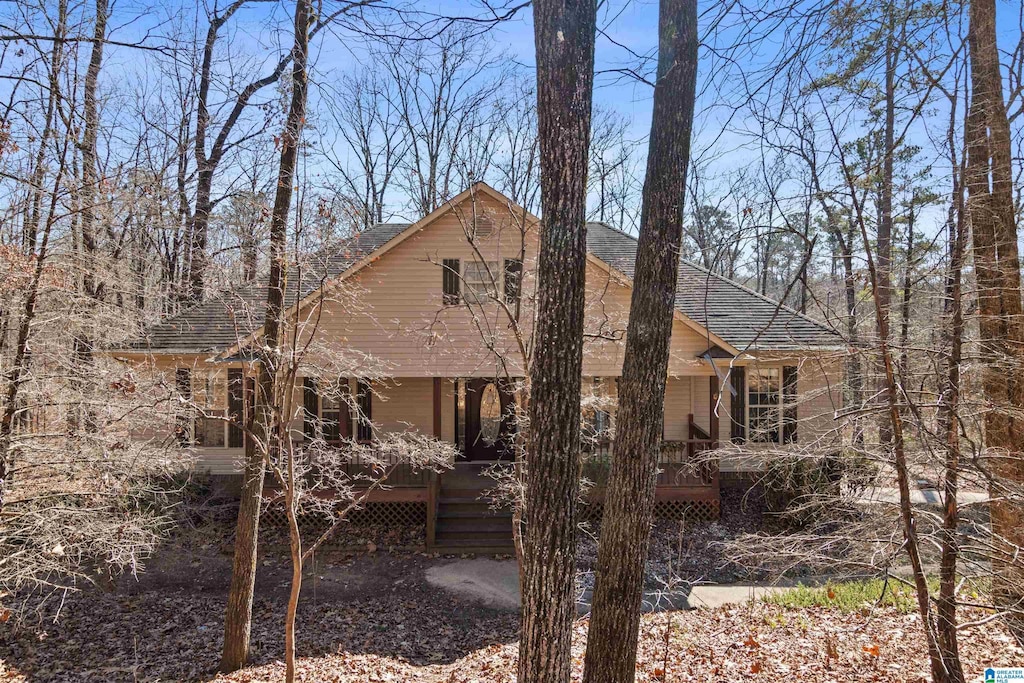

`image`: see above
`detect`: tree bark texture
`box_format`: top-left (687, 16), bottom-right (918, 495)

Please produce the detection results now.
top-left (856, 186), bottom-right (951, 683)
top-left (581, 0), bottom-right (698, 680)
top-left (221, 0), bottom-right (310, 670)
top-left (935, 129), bottom-right (966, 682)
top-left (519, 2), bottom-right (596, 682)
top-left (966, 0), bottom-right (1024, 646)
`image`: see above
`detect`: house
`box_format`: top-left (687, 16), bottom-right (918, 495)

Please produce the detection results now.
top-left (112, 183), bottom-right (844, 552)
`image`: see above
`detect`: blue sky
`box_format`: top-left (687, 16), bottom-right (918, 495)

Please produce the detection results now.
top-left (54, 0), bottom-right (1024, 237)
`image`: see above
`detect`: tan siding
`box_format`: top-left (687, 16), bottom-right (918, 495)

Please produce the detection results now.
top-left (662, 377), bottom-right (692, 441)
top-left (297, 194), bottom-right (715, 378)
top-left (796, 357), bottom-right (843, 450)
top-left (372, 378), bottom-right (434, 435)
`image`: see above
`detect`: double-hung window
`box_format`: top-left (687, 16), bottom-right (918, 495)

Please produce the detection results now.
top-left (748, 368), bottom-right (781, 443)
top-left (193, 371), bottom-right (228, 447)
top-left (463, 261), bottom-right (498, 304)
top-left (303, 378), bottom-right (352, 444)
top-left (746, 366), bottom-right (798, 444)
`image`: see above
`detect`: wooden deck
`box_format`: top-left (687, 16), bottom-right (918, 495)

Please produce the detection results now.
top-left (263, 437), bottom-right (720, 552)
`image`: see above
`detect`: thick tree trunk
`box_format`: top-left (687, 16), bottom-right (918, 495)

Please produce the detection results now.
top-left (220, 0), bottom-right (310, 671)
top-left (518, 2), bottom-right (596, 682)
top-left (581, 1), bottom-right (698, 681)
top-left (219, 430), bottom-right (265, 672)
top-left (966, 0), bottom-right (1024, 646)
top-left (187, 168), bottom-right (214, 303)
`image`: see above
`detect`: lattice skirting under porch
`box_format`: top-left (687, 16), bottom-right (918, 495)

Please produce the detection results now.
top-left (260, 501), bottom-right (427, 547)
top-left (580, 497), bottom-right (720, 523)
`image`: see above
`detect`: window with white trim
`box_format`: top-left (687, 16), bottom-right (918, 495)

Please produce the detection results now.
top-left (463, 261), bottom-right (498, 304)
top-left (748, 368), bottom-right (781, 443)
top-left (193, 371), bottom-right (228, 447)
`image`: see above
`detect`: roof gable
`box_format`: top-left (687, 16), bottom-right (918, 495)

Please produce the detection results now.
top-left (120, 184), bottom-right (841, 354)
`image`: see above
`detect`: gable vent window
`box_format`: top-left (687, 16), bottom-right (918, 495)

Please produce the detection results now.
top-left (472, 215), bottom-right (495, 239)
top-left (442, 259), bottom-right (460, 306)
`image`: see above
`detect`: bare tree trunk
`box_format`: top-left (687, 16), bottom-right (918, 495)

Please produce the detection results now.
top-left (876, 15), bottom-right (897, 445)
top-left (0, 133), bottom-right (69, 512)
top-left (69, 0), bottom-right (108, 436)
top-left (581, 1), bottom-right (698, 680)
top-left (897, 204), bottom-right (914, 382)
top-left (966, 0), bottom-right (1024, 645)
top-left (221, 0), bottom-right (310, 667)
top-left (519, 1), bottom-right (596, 681)
top-left (935, 117), bottom-right (967, 683)
top-left (855, 192), bottom-right (951, 683)
top-left (23, 0), bottom-right (66, 254)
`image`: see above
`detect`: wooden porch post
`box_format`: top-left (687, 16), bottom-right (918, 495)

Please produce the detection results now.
top-left (432, 377), bottom-right (442, 438)
top-left (709, 375), bottom-right (719, 447)
top-left (427, 377), bottom-right (442, 550)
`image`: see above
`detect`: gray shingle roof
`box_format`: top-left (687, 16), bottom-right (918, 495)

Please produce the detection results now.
top-left (585, 222), bottom-right (842, 350)
top-left (125, 224), bottom-right (407, 353)
top-left (123, 220), bottom-right (841, 354)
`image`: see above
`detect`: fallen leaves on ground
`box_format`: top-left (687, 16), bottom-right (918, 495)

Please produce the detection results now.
top-left (1, 582), bottom-right (1017, 682)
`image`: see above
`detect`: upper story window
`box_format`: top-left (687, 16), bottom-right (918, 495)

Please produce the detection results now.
top-left (442, 257), bottom-right (521, 307)
top-left (442, 259), bottom-right (460, 306)
top-left (463, 260), bottom-right (498, 304)
top-left (504, 258), bottom-right (522, 304)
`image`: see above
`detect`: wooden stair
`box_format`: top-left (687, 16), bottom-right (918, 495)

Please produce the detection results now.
top-left (431, 468), bottom-right (515, 554)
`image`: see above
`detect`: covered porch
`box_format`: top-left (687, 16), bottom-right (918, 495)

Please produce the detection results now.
top-left (281, 374), bottom-right (723, 552)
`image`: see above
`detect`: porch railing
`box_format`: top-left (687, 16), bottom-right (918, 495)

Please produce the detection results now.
top-left (308, 442), bottom-right (434, 488)
top-left (582, 439), bottom-right (718, 488)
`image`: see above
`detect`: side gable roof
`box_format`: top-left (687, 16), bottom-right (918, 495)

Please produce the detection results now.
top-left (120, 185), bottom-right (842, 354)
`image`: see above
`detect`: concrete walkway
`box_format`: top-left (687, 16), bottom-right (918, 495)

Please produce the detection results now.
top-left (424, 557), bottom-right (796, 613)
top-left (857, 487), bottom-right (989, 506)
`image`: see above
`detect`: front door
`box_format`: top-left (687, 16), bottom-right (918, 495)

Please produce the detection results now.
top-left (463, 379), bottom-right (516, 461)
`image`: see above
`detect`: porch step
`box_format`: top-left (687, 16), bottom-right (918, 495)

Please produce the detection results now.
top-left (439, 488), bottom-right (495, 499)
top-left (432, 546), bottom-right (515, 555)
top-left (436, 516), bottom-right (512, 532)
top-left (438, 509), bottom-right (511, 520)
top-left (437, 498), bottom-right (510, 516)
top-left (433, 494), bottom-right (514, 553)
